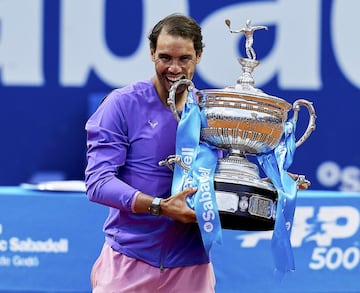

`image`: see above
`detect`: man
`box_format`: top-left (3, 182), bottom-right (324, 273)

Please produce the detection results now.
top-left (85, 13), bottom-right (215, 292)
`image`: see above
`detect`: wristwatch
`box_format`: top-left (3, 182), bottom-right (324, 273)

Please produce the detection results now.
top-left (149, 197), bottom-right (162, 216)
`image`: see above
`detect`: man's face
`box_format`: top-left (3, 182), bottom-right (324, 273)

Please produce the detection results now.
top-left (151, 30), bottom-right (202, 98)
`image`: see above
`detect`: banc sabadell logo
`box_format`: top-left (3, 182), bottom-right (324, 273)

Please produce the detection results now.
top-left (1, 0), bottom-right (360, 191)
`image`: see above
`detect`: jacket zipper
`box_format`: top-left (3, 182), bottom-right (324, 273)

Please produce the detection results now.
top-left (158, 219), bottom-right (177, 272)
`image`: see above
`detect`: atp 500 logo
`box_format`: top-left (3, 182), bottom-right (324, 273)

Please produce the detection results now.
top-left (236, 205), bottom-right (360, 270)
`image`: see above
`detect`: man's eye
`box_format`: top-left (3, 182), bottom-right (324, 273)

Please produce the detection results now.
top-left (160, 56), bottom-right (170, 62)
top-left (181, 57), bottom-right (191, 62)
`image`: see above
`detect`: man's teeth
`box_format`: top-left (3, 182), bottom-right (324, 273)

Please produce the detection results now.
top-left (168, 77), bottom-right (185, 83)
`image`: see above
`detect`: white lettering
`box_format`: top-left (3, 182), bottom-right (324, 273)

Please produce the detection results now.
top-left (203, 210), bottom-right (215, 222)
top-left (198, 167), bottom-right (216, 232)
top-left (317, 161), bottom-right (360, 192)
top-left (331, 0), bottom-right (360, 88)
top-left (0, 0), bottom-right (44, 85)
top-left (199, 191), bottom-right (211, 203)
top-left (182, 148), bottom-right (194, 166)
top-left (238, 206), bottom-right (360, 248)
top-left (0, 256), bottom-right (11, 266)
top-left (0, 1), bottom-right (359, 89)
top-left (309, 246), bottom-right (360, 270)
top-left (317, 161), bottom-right (341, 187)
top-left (9, 237), bottom-right (69, 253)
top-left (309, 206), bottom-right (359, 246)
top-left (12, 255), bottom-right (39, 267)
top-left (341, 166), bottom-right (360, 192)
top-left (0, 240), bottom-right (8, 252)
top-left (291, 207), bottom-right (315, 247)
top-left (203, 221), bottom-right (214, 233)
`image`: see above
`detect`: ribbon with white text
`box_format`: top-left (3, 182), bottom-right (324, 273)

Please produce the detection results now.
top-left (171, 91), bottom-right (222, 254)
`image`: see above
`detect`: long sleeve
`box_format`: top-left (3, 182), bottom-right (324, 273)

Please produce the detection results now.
top-left (85, 90), bottom-right (138, 211)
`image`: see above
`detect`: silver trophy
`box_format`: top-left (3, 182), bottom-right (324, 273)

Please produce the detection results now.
top-left (162, 19), bottom-right (316, 230)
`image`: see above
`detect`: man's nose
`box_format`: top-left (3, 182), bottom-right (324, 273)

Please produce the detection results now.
top-left (168, 60), bottom-right (182, 72)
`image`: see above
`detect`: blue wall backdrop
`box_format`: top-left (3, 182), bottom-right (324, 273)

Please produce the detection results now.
top-left (0, 0), bottom-right (359, 191)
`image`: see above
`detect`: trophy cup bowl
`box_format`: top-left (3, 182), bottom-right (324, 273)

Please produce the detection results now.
top-left (164, 19), bottom-right (316, 231)
top-left (198, 89), bottom-right (290, 154)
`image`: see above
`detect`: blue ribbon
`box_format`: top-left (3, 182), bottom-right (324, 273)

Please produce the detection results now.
top-left (257, 120), bottom-right (297, 277)
top-left (171, 92), bottom-right (200, 196)
top-left (171, 91), bottom-right (222, 254)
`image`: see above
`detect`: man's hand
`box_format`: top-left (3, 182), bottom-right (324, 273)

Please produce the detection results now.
top-left (288, 172), bottom-right (311, 190)
top-left (161, 187), bottom-right (198, 223)
top-left (133, 187), bottom-right (198, 224)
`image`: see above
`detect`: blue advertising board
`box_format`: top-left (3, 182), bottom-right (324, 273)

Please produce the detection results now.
top-left (0, 1), bottom-right (359, 190)
top-left (0, 187), bottom-right (359, 292)
top-left (212, 190), bottom-right (360, 293)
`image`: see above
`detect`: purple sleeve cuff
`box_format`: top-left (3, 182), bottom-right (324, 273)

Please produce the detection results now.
top-left (131, 191), bottom-right (141, 213)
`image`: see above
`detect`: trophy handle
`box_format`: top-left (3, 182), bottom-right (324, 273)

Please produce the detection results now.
top-left (167, 79), bottom-right (195, 122)
top-left (292, 99), bottom-right (317, 148)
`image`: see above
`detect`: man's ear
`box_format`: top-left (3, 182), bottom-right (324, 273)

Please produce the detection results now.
top-left (150, 48), bottom-right (156, 62)
top-left (196, 52), bottom-right (203, 64)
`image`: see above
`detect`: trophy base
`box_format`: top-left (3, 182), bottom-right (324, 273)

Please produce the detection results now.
top-left (215, 181), bottom-right (277, 231)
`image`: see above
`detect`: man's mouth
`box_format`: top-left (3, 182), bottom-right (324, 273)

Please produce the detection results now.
top-left (166, 75), bottom-right (186, 86)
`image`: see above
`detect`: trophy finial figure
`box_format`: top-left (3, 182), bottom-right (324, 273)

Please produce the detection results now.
top-left (225, 19), bottom-right (268, 60)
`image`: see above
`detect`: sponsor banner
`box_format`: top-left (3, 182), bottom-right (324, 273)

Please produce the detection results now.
top-left (0, 0), bottom-right (359, 192)
top-left (0, 187), bottom-right (358, 292)
top-left (212, 190), bottom-right (360, 293)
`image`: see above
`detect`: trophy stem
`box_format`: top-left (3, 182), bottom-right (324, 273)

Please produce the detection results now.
top-left (219, 149), bottom-right (259, 179)
top-left (215, 148), bottom-right (275, 191)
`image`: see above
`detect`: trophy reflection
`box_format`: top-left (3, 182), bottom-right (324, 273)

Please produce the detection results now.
top-left (163, 19), bottom-right (316, 231)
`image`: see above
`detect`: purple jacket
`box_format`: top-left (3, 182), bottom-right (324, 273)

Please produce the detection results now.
top-left (85, 80), bottom-right (209, 268)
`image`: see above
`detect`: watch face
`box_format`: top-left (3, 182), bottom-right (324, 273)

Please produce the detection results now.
top-left (150, 205), bottom-right (160, 216)
top-left (150, 197), bottom-right (161, 216)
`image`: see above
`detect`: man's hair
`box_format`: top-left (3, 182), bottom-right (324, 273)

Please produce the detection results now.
top-left (148, 13), bottom-right (204, 55)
